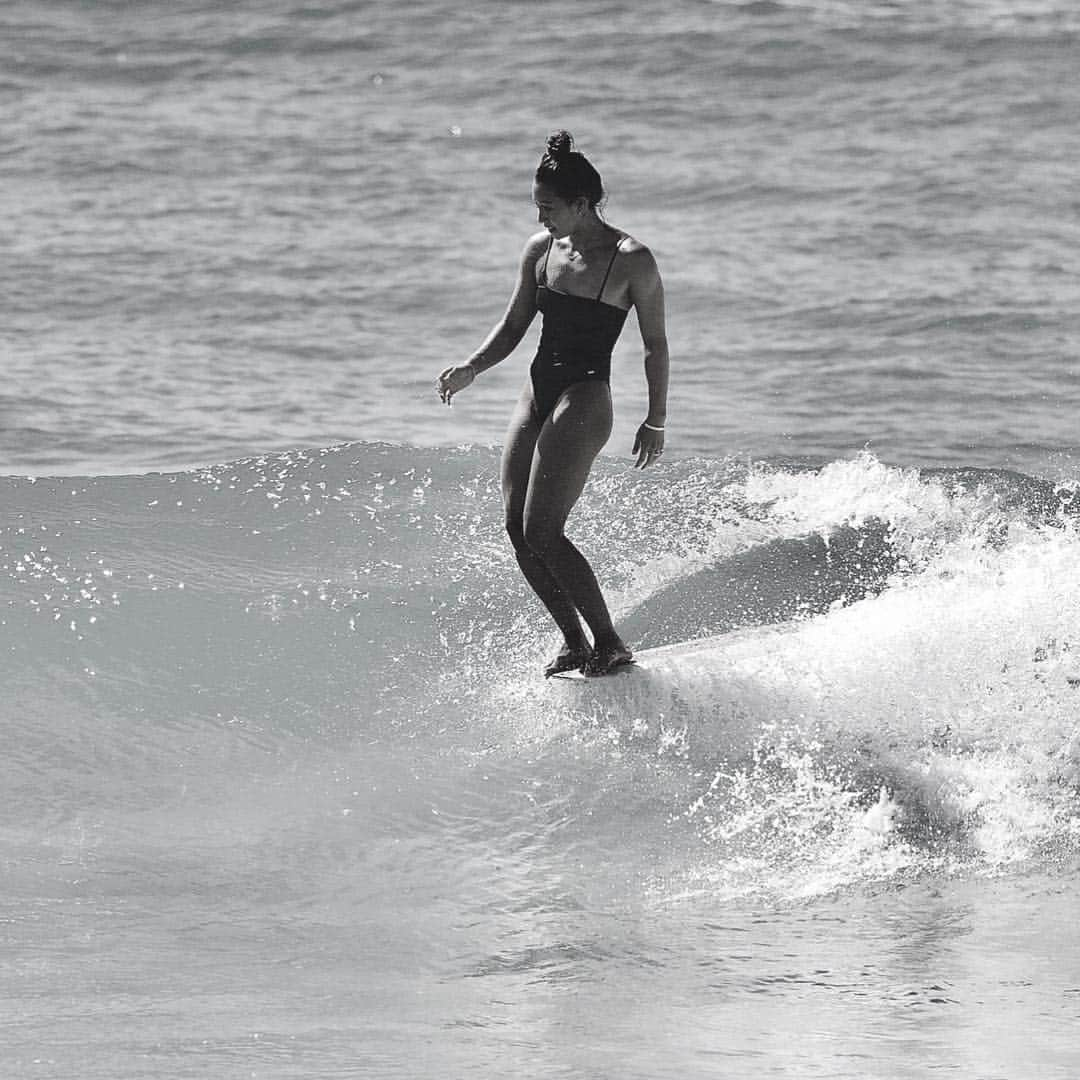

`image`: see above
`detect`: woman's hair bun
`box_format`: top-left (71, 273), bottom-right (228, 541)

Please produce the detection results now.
top-left (545, 130), bottom-right (575, 162)
top-left (535, 129), bottom-right (605, 209)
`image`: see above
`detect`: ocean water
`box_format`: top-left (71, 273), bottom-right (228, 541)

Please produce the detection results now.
top-left (6, 0), bottom-right (1080, 477)
top-left (4, 1), bottom-right (1080, 1077)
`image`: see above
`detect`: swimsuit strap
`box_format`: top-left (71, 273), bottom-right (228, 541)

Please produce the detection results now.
top-left (540, 235), bottom-right (554, 285)
top-left (595, 234), bottom-right (624, 302)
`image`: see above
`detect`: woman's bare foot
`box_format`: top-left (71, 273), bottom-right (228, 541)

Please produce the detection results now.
top-left (544, 643), bottom-right (591, 678)
top-left (583, 637), bottom-right (634, 677)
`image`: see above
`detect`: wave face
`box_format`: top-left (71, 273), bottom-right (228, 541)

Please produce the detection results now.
top-left (3, 444), bottom-right (1080, 901)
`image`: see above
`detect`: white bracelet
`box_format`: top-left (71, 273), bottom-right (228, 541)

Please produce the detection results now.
top-left (642, 422), bottom-right (665, 432)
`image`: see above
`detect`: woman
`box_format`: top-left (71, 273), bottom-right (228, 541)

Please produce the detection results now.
top-left (437, 130), bottom-right (669, 677)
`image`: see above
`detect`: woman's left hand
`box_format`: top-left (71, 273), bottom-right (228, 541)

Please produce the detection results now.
top-left (632, 422), bottom-right (665, 469)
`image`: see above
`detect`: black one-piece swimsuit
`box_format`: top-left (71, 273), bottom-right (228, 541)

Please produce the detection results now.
top-left (530, 234), bottom-right (630, 423)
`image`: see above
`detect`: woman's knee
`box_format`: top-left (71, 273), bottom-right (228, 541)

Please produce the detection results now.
top-left (508, 513), bottom-right (559, 556)
top-left (505, 514), bottom-right (528, 553)
top-left (521, 514), bottom-right (562, 557)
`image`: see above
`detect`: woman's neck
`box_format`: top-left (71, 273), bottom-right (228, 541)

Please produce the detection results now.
top-left (565, 215), bottom-right (611, 258)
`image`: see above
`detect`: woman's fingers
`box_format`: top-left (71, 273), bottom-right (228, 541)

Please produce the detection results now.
top-left (632, 426), bottom-right (665, 468)
top-left (436, 367), bottom-right (455, 403)
top-left (634, 444), bottom-right (663, 468)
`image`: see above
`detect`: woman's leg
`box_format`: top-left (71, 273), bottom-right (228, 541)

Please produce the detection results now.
top-left (521, 382), bottom-right (625, 653)
top-left (501, 389), bottom-right (591, 655)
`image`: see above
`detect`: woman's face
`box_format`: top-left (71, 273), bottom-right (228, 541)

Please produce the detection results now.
top-left (532, 182), bottom-right (582, 237)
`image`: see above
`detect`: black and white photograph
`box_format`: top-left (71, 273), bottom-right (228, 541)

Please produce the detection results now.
top-left (4, 1), bottom-right (1079, 1076)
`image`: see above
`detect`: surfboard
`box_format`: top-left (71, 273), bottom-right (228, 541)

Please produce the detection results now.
top-left (546, 625), bottom-right (800, 688)
top-left (549, 659), bottom-right (639, 681)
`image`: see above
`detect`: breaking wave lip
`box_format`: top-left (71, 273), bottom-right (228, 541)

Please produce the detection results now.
top-left (3, 443), bottom-right (1080, 900)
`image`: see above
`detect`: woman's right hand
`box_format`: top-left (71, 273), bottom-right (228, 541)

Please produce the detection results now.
top-left (436, 364), bottom-right (476, 405)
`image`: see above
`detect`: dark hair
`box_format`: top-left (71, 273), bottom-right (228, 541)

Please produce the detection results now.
top-left (534, 130), bottom-right (605, 208)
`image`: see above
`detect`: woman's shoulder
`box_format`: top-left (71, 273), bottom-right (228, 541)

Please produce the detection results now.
top-left (514, 230), bottom-right (551, 272)
top-left (613, 229), bottom-right (647, 255)
top-left (613, 231), bottom-right (660, 277)
top-left (524, 230), bottom-right (553, 257)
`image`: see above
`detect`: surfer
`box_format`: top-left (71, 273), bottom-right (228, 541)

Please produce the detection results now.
top-left (436, 130), bottom-right (669, 677)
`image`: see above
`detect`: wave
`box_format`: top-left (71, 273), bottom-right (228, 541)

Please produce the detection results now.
top-left (3, 443), bottom-right (1079, 899)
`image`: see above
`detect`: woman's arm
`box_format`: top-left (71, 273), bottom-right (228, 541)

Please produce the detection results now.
top-left (627, 245), bottom-right (669, 467)
top-left (467, 232), bottom-right (547, 371)
top-left (437, 233), bottom-right (547, 403)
